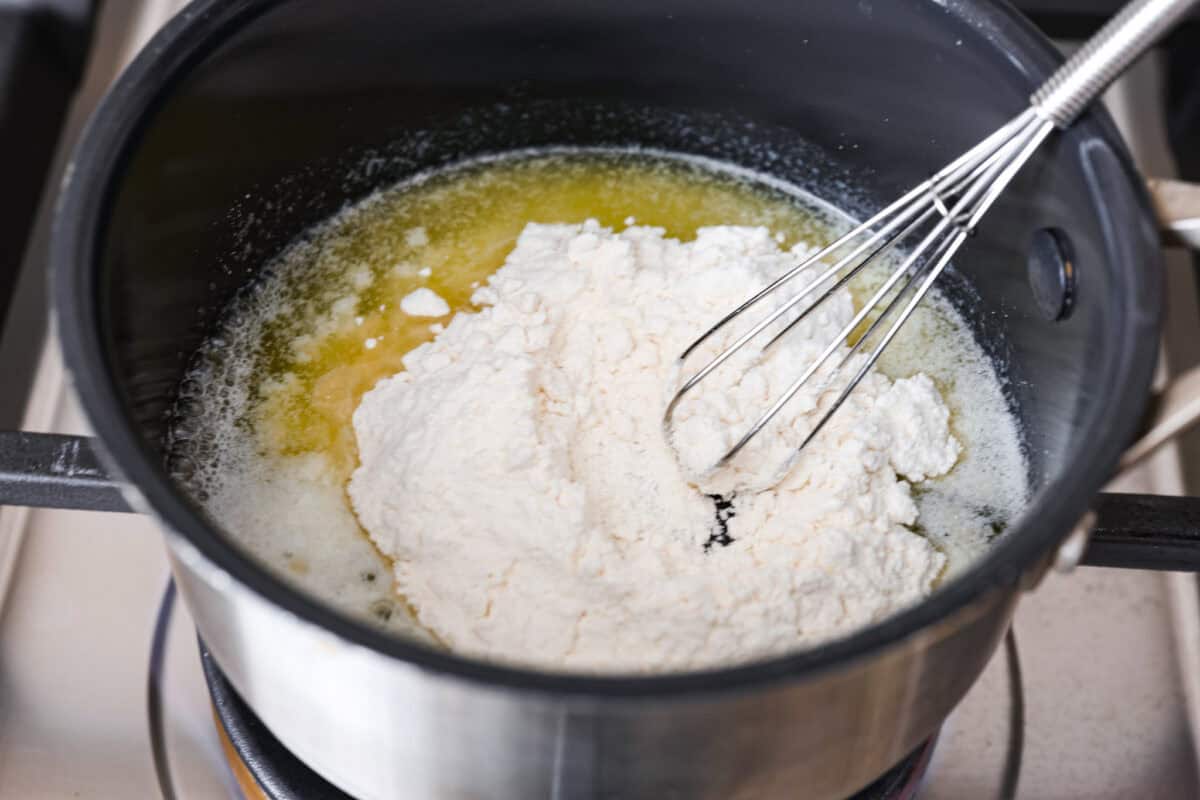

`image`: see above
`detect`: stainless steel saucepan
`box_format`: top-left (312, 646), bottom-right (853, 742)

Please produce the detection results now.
top-left (3, 1), bottom-right (1200, 797)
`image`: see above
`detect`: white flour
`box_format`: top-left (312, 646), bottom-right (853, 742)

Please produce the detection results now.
top-left (348, 221), bottom-right (960, 671)
top-left (399, 287), bottom-right (450, 317)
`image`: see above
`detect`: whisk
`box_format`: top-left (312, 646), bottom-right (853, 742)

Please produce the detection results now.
top-left (664, 0), bottom-right (1198, 472)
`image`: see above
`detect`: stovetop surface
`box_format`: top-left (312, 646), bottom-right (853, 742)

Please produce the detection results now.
top-left (1, 1), bottom-right (1199, 798)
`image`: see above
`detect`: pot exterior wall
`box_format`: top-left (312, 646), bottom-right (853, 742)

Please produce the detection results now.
top-left (168, 532), bottom-right (1016, 800)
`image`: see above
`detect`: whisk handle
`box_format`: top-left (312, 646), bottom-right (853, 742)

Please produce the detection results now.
top-left (1031, 0), bottom-right (1198, 127)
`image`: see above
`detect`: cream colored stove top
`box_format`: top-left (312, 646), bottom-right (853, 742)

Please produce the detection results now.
top-left (0, 3), bottom-right (1197, 797)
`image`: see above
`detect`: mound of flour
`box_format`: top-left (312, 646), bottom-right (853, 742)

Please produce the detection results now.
top-left (348, 221), bottom-right (959, 671)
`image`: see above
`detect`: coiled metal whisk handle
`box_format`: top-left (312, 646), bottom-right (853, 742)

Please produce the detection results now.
top-left (1033, 0), bottom-right (1198, 127)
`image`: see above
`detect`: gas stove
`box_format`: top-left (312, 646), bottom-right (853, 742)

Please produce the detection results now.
top-left (1, 1), bottom-right (1198, 798)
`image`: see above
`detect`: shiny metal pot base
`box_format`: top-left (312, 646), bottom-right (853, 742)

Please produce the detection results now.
top-left (201, 644), bottom-right (935, 800)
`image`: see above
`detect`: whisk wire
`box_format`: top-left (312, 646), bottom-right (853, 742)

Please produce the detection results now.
top-left (665, 128), bottom-right (1025, 425)
top-left (788, 115), bottom-right (1057, 464)
top-left (674, 111), bottom-right (1037, 368)
top-left (668, 108), bottom-right (1055, 473)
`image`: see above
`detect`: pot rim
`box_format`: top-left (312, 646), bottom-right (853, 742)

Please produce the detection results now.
top-left (51, 0), bottom-right (1164, 698)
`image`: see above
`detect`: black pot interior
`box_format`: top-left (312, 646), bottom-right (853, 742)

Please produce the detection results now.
top-left (89, 0), bottom-right (1158, 660)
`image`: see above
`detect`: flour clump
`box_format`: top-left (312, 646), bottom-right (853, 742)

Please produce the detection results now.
top-left (348, 221), bottom-right (959, 671)
top-left (399, 287), bottom-right (450, 317)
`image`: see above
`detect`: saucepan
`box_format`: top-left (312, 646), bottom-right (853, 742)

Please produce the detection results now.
top-left (3, 0), bottom-right (1200, 797)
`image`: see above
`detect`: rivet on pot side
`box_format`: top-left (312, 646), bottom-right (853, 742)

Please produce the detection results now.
top-left (1027, 227), bottom-right (1077, 322)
